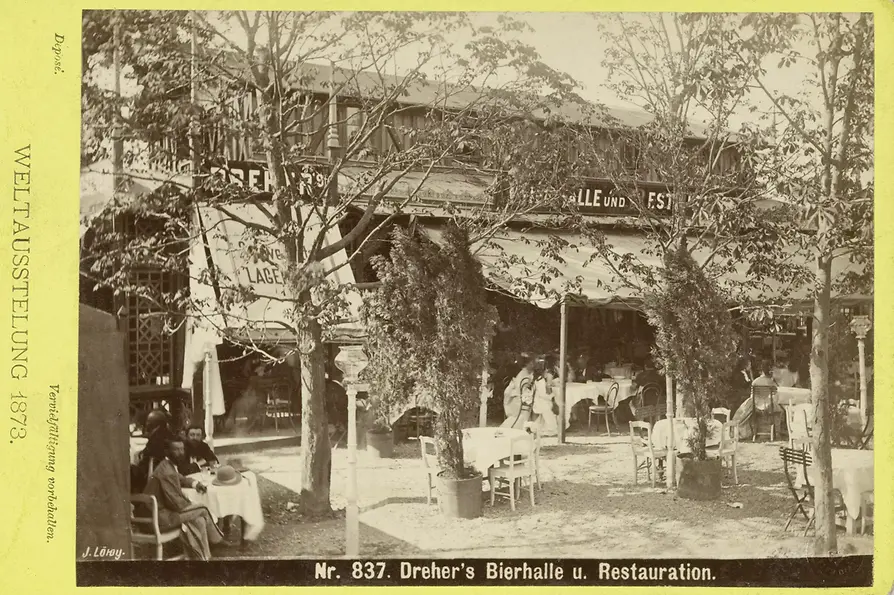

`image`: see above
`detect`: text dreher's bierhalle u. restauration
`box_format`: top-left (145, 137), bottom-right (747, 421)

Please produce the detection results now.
top-left (317, 561), bottom-right (716, 583)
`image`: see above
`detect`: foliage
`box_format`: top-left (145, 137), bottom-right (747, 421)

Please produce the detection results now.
top-left (362, 224), bottom-right (498, 479)
top-left (731, 13), bottom-right (873, 555)
top-left (580, 13), bottom-right (799, 309)
top-left (81, 10), bottom-right (587, 513)
top-left (644, 245), bottom-right (738, 460)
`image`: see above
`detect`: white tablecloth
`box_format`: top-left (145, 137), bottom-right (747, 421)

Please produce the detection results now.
top-left (183, 471), bottom-right (265, 540)
top-left (130, 437), bottom-right (148, 465)
top-left (805, 449), bottom-right (873, 525)
top-left (462, 427), bottom-right (532, 475)
top-left (563, 380), bottom-right (635, 425)
top-left (652, 418), bottom-right (723, 453)
top-left (776, 387), bottom-right (811, 406)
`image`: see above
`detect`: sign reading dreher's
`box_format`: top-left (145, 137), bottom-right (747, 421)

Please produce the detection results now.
top-left (209, 160), bottom-right (329, 199)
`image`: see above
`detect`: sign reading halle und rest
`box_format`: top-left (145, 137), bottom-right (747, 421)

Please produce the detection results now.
top-left (573, 181), bottom-right (674, 217)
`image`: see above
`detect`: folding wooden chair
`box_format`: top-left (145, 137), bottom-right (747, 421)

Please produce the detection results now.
top-left (780, 446), bottom-right (814, 534)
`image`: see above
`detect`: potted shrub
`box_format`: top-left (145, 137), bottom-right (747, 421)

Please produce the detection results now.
top-left (362, 224), bottom-right (497, 518)
top-left (365, 406), bottom-right (395, 459)
top-left (645, 245), bottom-right (737, 500)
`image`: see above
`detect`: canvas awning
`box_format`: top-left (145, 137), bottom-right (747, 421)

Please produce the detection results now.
top-left (423, 225), bottom-right (868, 310)
top-left (187, 202), bottom-right (364, 341)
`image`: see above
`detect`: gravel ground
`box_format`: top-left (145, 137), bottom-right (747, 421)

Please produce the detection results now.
top-left (215, 428), bottom-right (873, 559)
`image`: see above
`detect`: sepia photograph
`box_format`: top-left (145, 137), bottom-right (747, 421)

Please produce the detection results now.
top-left (75, 9), bottom-right (873, 586)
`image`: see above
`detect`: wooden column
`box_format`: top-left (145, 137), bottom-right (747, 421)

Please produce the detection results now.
top-left (558, 298), bottom-right (568, 444)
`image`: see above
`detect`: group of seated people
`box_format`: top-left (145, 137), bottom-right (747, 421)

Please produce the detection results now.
top-left (499, 350), bottom-right (667, 434)
top-left (131, 411), bottom-right (226, 560)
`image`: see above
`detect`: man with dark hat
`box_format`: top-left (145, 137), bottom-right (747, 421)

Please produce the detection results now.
top-left (131, 410), bottom-right (176, 493)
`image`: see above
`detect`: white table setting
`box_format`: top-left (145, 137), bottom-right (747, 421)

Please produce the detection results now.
top-left (462, 427), bottom-right (533, 476)
top-left (563, 378), bottom-right (635, 426)
top-left (802, 448), bottom-right (873, 534)
top-left (182, 467), bottom-right (265, 541)
top-left (651, 417), bottom-right (724, 453)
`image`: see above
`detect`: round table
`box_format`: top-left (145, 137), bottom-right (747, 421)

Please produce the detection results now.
top-left (563, 379), bottom-right (635, 426)
top-left (183, 471), bottom-right (265, 541)
top-left (462, 427), bottom-right (532, 475)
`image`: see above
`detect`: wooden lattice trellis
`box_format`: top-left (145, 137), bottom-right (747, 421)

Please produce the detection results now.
top-left (126, 268), bottom-right (178, 388)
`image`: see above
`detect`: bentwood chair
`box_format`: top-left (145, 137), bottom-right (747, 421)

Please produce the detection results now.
top-left (129, 494), bottom-right (184, 561)
top-left (589, 382), bottom-right (620, 436)
top-left (629, 421), bottom-right (668, 488)
top-left (419, 436), bottom-right (439, 505)
top-left (488, 433), bottom-right (536, 511)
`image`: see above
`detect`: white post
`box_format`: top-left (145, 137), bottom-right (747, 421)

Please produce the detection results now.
top-left (665, 375), bottom-right (675, 489)
top-left (849, 316), bottom-right (872, 426)
top-left (346, 385), bottom-right (359, 557)
top-left (478, 368), bottom-right (489, 428)
top-left (856, 337), bottom-right (867, 423)
top-left (203, 350), bottom-right (213, 448)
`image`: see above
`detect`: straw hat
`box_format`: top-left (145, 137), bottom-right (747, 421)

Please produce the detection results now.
top-left (212, 465), bottom-right (243, 486)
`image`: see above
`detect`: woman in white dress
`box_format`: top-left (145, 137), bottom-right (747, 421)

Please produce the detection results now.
top-left (502, 357), bottom-right (536, 429)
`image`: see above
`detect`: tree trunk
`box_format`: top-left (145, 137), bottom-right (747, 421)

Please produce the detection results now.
top-left (297, 303), bottom-right (333, 516)
top-left (810, 254), bottom-right (836, 555)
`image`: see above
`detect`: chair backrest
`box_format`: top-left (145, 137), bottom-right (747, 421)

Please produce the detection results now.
top-left (129, 494), bottom-right (161, 538)
top-left (419, 436), bottom-right (438, 470)
top-left (507, 433), bottom-right (534, 471)
top-left (779, 446), bottom-right (813, 486)
top-left (640, 383), bottom-right (661, 407)
top-left (752, 385), bottom-right (777, 411)
top-left (634, 404), bottom-right (660, 425)
top-left (787, 403), bottom-right (812, 440)
top-left (606, 382), bottom-right (620, 408)
top-left (719, 421), bottom-right (738, 451)
top-left (712, 407), bottom-right (731, 423)
top-left (629, 421), bottom-right (652, 454)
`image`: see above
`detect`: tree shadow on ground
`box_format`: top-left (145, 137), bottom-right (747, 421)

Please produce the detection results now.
top-left (217, 476), bottom-right (425, 558)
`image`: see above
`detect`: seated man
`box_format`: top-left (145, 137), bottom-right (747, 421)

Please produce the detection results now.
top-left (143, 437), bottom-right (224, 560)
top-left (631, 359), bottom-right (665, 397)
top-left (131, 410), bottom-right (175, 493)
top-left (568, 351), bottom-right (607, 384)
top-left (178, 425), bottom-right (220, 476)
